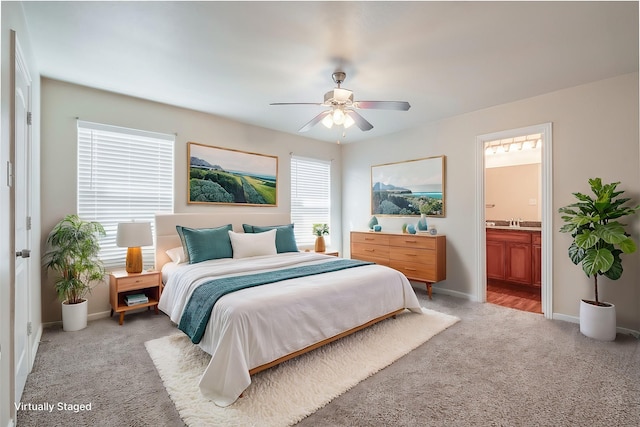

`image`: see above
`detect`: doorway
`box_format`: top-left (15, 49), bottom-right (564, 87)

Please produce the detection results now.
top-left (484, 134), bottom-right (541, 313)
top-left (475, 123), bottom-right (553, 319)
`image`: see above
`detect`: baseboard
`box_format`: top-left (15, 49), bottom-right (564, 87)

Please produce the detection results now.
top-left (42, 310), bottom-right (112, 329)
top-left (29, 324), bottom-right (43, 368)
top-left (409, 281), bottom-right (475, 301)
top-left (432, 286), bottom-right (474, 301)
top-left (552, 312), bottom-right (578, 324)
top-left (88, 310), bottom-right (111, 321)
top-left (553, 312), bottom-right (639, 338)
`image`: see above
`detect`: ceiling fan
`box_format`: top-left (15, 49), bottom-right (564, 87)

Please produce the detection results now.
top-left (270, 71), bottom-right (411, 132)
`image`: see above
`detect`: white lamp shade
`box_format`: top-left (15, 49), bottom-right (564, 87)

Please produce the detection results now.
top-left (116, 221), bottom-right (153, 247)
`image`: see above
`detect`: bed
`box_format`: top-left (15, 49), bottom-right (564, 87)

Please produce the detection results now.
top-left (155, 213), bottom-right (422, 407)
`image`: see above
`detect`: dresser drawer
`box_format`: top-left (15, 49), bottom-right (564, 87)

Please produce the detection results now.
top-left (389, 235), bottom-right (436, 250)
top-left (352, 242), bottom-right (390, 258)
top-left (390, 260), bottom-right (436, 282)
top-left (351, 232), bottom-right (391, 246)
top-left (352, 253), bottom-right (390, 267)
top-left (115, 273), bottom-right (159, 292)
top-left (389, 247), bottom-right (435, 264)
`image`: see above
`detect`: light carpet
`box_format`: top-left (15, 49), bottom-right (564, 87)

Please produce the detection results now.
top-left (145, 308), bottom-right (459, 427)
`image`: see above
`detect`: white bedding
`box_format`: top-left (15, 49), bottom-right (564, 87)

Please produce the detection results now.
top-left (158, 251), bottom-right (422, 407)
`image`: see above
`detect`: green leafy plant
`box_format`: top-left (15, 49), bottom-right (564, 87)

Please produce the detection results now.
top-left (312, 223), bottom-right (329, 236)
top-left (558, 178), bottom-right (639, 305)
top-left (43, 214), bottom-right (106, 304)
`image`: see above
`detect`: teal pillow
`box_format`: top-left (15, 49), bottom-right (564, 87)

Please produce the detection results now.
top-left (244, 223), bottom-right (299, 253)
top-left (176, 224), bottom-right (233, 264)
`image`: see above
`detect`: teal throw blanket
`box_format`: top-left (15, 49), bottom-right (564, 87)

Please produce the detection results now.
top-left (179, 258), bottom-right (373, 344)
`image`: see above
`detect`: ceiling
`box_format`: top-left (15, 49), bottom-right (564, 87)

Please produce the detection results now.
top-left (21, 1), bottom-right (638, 144)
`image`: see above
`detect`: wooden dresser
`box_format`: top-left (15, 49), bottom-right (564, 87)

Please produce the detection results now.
top-left (350, 231), bottom-right (446, 299)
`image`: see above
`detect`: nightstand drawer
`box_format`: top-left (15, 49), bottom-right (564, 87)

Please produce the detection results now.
top-left (116, 273), bottom-right (159, 292)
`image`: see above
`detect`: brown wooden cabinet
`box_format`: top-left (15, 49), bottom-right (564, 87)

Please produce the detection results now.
top-left (350, 231), bottom-right (446, 299)
top-left (486, 228), bottom-right (540, 287)
top-left (109, 270), bottom-right (161, 325)
top-left (532, 233), bottom-right (542, 286)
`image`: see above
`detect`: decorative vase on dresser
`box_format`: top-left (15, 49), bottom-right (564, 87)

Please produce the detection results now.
top-left (417, 214), bottom-right (428, 231)
top-left (315, 235), bottom-right (326, 252)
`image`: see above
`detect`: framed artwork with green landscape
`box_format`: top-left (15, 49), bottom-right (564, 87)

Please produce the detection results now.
top-left (188, 142), bottom-right (278, 206)
top-left (371, 155), bottom-right (445, 217)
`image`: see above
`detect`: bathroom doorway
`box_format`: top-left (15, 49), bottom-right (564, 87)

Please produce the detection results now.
top-left (475, 123), bottom-right (553, 318)
top-left (485, 133), bottom-right (542, 313)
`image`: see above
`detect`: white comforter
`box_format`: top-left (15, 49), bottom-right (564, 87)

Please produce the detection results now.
top-left (158, 252), bottom-right (422, 407)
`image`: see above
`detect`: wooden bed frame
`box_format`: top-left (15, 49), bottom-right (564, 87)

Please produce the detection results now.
top-left (154, 213), bottom-right (403, 378)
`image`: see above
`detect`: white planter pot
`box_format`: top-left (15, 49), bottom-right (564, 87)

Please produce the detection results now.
top-left (579, 299), bottom-right (616, 341)
top-left (62, 299), bottom-right (88, 332)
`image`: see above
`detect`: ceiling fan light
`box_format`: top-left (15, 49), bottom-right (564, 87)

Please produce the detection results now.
top-left (344, 114), bottom-right (355, 129)
top-left (332, 108), bottom-right (346, 125)
top-left (321, 114), bottom-right (334, 128)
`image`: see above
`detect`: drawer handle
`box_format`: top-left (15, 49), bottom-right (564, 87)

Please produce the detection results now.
top-left (405, 240), bottom-right (417, 243)
top-left (404, 267), bottom-right (417, 271)
top-left (365, 249), bottom-right (375, 252)
top-left (405, 253), bottom-right (417, 257)
top-left (364, 238), bottom-right (374, 241)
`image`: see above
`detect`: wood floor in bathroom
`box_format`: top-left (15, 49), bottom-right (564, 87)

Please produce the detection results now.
top-left (487, 279), bottom-right (542, 314)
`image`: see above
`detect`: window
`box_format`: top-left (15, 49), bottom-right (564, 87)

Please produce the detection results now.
top-left (290, 156), bottom-right (331, 247)
top-left (77, 120), bottom-right (174, 269)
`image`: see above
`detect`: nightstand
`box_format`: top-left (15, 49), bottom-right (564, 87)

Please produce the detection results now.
top-left (305, 249), bottom-right (339, 257)
top-left (109, 270), bottom-right (161, 325)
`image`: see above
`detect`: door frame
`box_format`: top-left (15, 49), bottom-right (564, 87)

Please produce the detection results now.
top-left (13, 30), bottom-right (32, 403)
top-left (475, 122), bottom-right (553, 319)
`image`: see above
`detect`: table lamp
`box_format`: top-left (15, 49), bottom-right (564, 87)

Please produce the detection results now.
top-left (116, 221), bottom-right (153, 273)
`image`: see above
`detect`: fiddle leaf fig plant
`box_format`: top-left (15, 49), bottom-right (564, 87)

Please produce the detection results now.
top-left (43, 214), bottom-right (106, 304)
top-left (558, 178), bottom-right (639, 305)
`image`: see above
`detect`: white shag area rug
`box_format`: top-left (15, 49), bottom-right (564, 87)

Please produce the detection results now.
top-left (145, 308), bottom-right (459, 427)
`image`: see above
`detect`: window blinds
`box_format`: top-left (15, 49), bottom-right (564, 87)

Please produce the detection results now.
top-left (290, 156), bottom-right (331, 247)
top-left (77, 120), bottom-right (174, 269)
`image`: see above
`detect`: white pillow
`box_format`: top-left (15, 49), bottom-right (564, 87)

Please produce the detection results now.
top-left (228, 229), bottom-right (277, 259)
top-left (165, 246), bottom-right (186, 264)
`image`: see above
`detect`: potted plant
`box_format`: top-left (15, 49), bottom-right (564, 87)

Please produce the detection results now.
top-left (312, 223), bottom-right (329, 252)
top-left (558, 178), bottom-right (639, 341)
top-left (43, 214), bottom-right (106, 331)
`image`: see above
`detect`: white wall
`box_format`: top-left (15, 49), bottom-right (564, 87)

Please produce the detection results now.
top-left (485, 164), bottom-right (541, 221)
top-left (40, 78), bottom-right (342, 323)
top-left (1, 2), bottom-right (42, 426)
top-left (342, 73), bottom-right (640, 332)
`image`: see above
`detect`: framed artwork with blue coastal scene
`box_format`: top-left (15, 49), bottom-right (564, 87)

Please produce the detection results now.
top-left (188, 142), bottom-right (278, 206)
top-left (371, 155), bottom-right (445, 217)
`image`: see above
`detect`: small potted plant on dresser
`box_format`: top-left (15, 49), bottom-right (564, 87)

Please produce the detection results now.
top-left (43, 214), bottom-right (106, 331)
top-left (559, 178), bottom-right (639, 341)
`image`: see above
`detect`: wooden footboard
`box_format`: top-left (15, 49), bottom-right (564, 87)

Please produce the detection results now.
top-left (248, 308), bottom-right (405, 376)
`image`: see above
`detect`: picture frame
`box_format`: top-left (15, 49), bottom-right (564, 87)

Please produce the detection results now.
top-left (371, 155), bottom-right (445, 217)
top-left (188, 142), bottom-right (278, 206)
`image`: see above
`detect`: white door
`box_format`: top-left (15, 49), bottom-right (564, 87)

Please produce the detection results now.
top-left (13, 32), bottom-right (32, 402)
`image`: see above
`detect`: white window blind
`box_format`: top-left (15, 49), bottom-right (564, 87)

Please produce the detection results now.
top-left (290, 156), bottom-right (331, 247)
top-left (77, 120), bottom-right (174, 269)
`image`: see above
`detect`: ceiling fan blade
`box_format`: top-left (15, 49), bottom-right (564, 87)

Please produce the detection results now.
top-left (354, 101), bottom-right (411, 111)
top-left (299, 111), bottom-right (331, 132)
top-left (270, 102), bottom-right (323, 106)
top-left (346, 110), bottom-right (373, 131)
